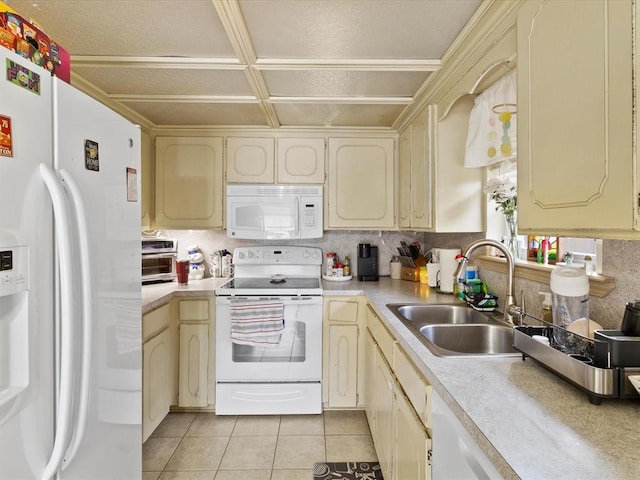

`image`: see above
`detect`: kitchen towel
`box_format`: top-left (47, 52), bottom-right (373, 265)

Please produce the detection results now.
top-left (230, 301), bottom-right (285, 346)
top-left (438, 248), bottom-right (461, 293)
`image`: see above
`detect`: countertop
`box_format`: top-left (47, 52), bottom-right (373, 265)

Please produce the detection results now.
top-left (143, 276), bottom-right (640, 480)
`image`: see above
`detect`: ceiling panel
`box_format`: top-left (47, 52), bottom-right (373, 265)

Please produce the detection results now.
top-left (122, 101), bottom-right (267, 126)
top-left (263, 70), bottom-right (431, 98)
top-left (273, 103), bottom-right (407, 128)
top-left (74, 66), bottom-right (254, 96)
top-left (5, 0), bottom-right (482, 129)
top-left (239, 0), bottom-right (481, 60)
top-left (7, 0), bottom-right (237, 58)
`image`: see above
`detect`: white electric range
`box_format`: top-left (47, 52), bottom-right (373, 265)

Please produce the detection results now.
top-left (215, 246), bottom-right (323, 415)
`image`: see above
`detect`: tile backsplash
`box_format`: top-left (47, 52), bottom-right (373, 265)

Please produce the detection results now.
top-left (154, 228), bottom-right (639, 330)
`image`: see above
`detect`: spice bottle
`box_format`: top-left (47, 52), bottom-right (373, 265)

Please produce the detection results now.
top-left (325, 253), bottom-right (336, 277)
top-left (343, 256), bottom-right (351, 277)
top-left (584, 255), bottom-right (595, 276)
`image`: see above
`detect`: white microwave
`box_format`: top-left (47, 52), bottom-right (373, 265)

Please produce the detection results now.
top-left (226, 184), bottom-right (323, 239)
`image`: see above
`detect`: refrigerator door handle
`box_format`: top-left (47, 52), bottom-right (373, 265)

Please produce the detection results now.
top-left (59, 169), bottom-right (93, 470)
top-left (38, 164), bottom-right (76, 480)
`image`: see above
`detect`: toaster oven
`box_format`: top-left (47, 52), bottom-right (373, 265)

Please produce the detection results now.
top-left (142, 237), bottom-right (177, 284)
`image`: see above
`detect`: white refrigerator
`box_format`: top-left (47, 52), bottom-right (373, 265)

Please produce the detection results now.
top-left (0, 48), bottom-right (142, 479)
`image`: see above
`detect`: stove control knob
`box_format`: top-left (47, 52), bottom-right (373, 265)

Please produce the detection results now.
top-left (312, 250), bottom-right (320, 259)
top-left (247, 250), bottom-right (255, 258)
top-left (236, 251), bottom-right (245, 259)
top-left (303, 250), bottom-right (310, 258)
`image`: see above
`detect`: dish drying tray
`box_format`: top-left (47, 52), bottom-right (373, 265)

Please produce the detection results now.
top-left (513, 321), bottom-right (618, 404)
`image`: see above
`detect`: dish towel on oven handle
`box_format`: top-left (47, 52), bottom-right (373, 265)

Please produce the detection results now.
top-left (230, 300), bottom-right (285, 346)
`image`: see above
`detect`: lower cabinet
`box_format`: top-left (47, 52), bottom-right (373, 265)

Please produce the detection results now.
top-left (177, 298), bottom-right (215, 408)
top-left (142, 330), bottom-right (171, 442)
top-left (178, 323), bottom-right (209, 407)
top-left (366, 305), bottom-right (433, 480)
top-left (323, 296), bottom-right (366, 408)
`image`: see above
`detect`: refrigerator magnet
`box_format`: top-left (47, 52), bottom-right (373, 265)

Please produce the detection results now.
top-left (126, 167), bottom-right (138, 202)
top-left (84, 139), bottom-right (99, 171)
top-left (0, 115), bottom-right (13, 157)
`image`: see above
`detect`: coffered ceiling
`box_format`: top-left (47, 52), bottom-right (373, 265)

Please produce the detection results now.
top-left (6, 0), bottom-right (482, 130)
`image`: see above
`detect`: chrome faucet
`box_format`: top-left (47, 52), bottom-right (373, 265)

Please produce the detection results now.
top-left (453, 239), bottom-right (520, 324)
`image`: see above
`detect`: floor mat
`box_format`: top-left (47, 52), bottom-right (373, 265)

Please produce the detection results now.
top-left (312, 462), bottom-right (383, 479)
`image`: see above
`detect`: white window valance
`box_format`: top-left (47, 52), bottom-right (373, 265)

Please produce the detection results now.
top-left (464, 70), bottom-right (517, 168)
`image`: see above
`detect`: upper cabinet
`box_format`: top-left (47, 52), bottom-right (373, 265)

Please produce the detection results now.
top-left (327, 137), bottom-right (395, 229)
top-left (398, 109), bottom-right (433, 230)
top-left (399, 102), bottom-right (483, 233)
top-left (227, 137), bottom-right (325, 184)
top-left (276, 137), bottom-right (325, 184)
top-left (226, 137), bottom-right (275, 183)
top-left (140, 131), bottom-right (153, 229)
top-left (517, 0), bottom-right (639, 238)
top-left (155, 136), bottom-right (224, 229)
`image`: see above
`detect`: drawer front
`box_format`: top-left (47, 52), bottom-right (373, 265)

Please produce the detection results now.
top-left (179, 299), bottom-right (210, 321)
top-left (143, 303), bottom-right (171, 340)
top-left (327, 299), bottom-right (359, 323)
top-left (366, 306), bottom-right (395, 364)
top-left (394, 344), bottom-right (433, 430)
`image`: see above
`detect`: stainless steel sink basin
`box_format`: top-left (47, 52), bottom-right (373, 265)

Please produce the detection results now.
top-left (386, 303), bottom-right (519, 357)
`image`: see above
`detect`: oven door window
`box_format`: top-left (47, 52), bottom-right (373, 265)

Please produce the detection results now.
top-left (232, 319), bottom-right (306, 363)
top-left (142, 254), bottom-right (174, 276)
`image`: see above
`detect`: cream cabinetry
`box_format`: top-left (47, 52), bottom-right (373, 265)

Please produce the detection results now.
top-left (227, 137), bottom-right (325, 184)
top-left (399, 102), bottom-right (482, 232)
top-left (398, 109), bottom-right (432, 230)
top-left (177, 298), bottom-right (214, 408)
top-left (327, 138), bottom-right (395, 229)
top-left (517, 0), bottom-right (638, 237)
top-left (226, 137), bottom-right (275, 183)
top-left (142, 303), bottom-right (173, 442)
top-left (365, 305), bottom-right (432, 480)
top-left (323, 296), bottom-right (365, 408)
top-left (154, 136), bottom-right (224, 228)
top-left (141, 131), bottom-right (153, 229)
top-left (276, 137), bottom-right (325, 184)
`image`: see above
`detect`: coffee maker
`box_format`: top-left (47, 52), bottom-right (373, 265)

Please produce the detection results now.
top-left (357, 243), bottom-right (379, 281)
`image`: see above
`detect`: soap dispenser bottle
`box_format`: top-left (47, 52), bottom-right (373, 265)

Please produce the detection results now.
top-left (539, 291), bottom-right (553, 323)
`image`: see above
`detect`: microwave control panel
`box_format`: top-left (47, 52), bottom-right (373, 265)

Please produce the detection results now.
top-left (0, 245), bottom-right (27, 297)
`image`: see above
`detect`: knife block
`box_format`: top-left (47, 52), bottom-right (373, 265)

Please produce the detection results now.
top-left (401, 266), bottom-right (421, 282)
top-left (400, 255), bottom-right (426, 282)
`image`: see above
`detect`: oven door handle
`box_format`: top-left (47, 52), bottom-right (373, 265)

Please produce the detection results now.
top-left (218, 296), bottom-right (322, 305)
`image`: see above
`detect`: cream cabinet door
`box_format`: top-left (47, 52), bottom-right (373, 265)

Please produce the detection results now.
top-left (226, 137), bottom-right (275, 183)
top-left (394, 389), bottom-right (432, 480)
top-left (327, 138), bottom-right (395, 229)
top-left (142, 328), bottom-right (171, 442)
top-left (276, 137), bottom-right (325, 184)
top-left (410, 109), bottom-right (432, 230)
top-left (327, 325), bottom-right (358, 408)
top-left (141, 131), bottom-right (153, 229)
top-left (399, 109), bottom-right (434, 231)
top-left (372, 343), bottom-right (395, 479)
top-left (178, 323), bottom-right (209, 407)
top-left (517, 0), bottom-right (637, 236)
top-left (154, 136), bottom-right (224, 228)
top-left (398, 126), bottom-right (412, 229)
top-left (365, 331), bottom-right (376, 429)
top-left (323, 297), bottom-right (364, 408)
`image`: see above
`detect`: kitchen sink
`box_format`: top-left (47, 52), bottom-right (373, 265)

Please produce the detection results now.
top-left (386, 303), bottom-right (519, 357)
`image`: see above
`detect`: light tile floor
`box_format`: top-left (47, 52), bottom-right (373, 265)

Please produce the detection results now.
top-left (143, 410), bottom-right (377, 480)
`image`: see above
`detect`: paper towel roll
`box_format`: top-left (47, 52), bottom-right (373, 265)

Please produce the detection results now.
top-left (438, 248), bottom-right (461, 293)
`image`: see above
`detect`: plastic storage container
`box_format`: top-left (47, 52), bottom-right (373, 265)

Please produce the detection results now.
top-left (550, 267), bottom-right (589, 350)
